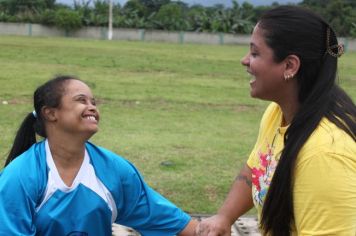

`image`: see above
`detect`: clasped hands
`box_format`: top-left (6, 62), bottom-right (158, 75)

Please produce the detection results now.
top-left (195, 214), bottom-right (232, 236)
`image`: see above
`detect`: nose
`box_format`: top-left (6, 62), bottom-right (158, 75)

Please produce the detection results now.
top-left (88, 101), bottom-right (97, 111)
top-left (88, 103), bottom-right (99, 118)
top-left (240, 53), bottom-right (249, 67)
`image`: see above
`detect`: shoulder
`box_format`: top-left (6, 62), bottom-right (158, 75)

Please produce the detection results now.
top-left (293, 120), bottom-right (356, 233)
top-left (295, 118), bottom-right (356, 184)
top-left (2, 141), bottom-right (47, 179)
top-left (0, 141), bottom-right (47, 200)
top-left (85, 143), bottom-right (149, 210)
top-left (85, 142), bottom-right (141, 180)
top-left (298, 118), bottom-right (356, 163)
top-left (85, 142), bottom-right (133, 167)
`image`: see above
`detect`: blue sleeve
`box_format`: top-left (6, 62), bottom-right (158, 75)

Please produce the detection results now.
top-left (114, 161), bottom-right (191, 236)
top-left (0, 143), bottom-right (46, 235)
top-left (0, 163), bottom-right (37, 235)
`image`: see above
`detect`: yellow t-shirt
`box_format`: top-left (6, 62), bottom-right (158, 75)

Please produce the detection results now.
top-left (247, 102), bottom-right (356, 235)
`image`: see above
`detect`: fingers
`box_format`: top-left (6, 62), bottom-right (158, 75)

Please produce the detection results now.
top-left (195, 219), bottom-right (231, 236)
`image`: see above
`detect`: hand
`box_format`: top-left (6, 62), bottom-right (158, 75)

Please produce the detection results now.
top-left (195, 215), bottom-right (232, 236)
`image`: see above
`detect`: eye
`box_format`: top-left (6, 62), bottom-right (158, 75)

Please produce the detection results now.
top-left (251, 51), bottom-right (258, 57)
top-left (91, 98), bottom-right (96, 106)
top-left (79, 97), bottom-right (87, 103)
top-left (74, 96), bottom-right (87, 104)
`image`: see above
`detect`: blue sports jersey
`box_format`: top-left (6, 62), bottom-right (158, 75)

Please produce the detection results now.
top-left (0, 140), bottom-right (190, 236)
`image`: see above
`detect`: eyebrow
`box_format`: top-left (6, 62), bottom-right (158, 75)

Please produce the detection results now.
top-left (73, 94), bottom-right (86, 98)
top-left (73, 94), bottom-right (94, 100)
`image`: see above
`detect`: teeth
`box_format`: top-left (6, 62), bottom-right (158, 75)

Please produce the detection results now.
top-left (86, 116), bottom-right (96, 121)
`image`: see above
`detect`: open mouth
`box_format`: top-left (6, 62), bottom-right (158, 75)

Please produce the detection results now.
top-left (84, 115), bottom-right (97, 121)
top-left (250, 76), bottom-right (256, 84)
top-left (248, 73), bottom-right (256, 84)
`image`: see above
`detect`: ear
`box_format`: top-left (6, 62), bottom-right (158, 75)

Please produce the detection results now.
top-left (283, 54), bottom-right (300, 78)
top-left (41, 106), bottom-right (57, 122)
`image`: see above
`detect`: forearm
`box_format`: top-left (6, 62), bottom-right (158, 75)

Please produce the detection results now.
top-left (178, 219), bottom-right (199, 236)
top-left (216, 164), bottom-right (254, 225)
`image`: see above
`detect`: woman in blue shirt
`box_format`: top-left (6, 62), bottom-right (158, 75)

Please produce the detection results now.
top-left (0, 75), bottom-right (197, 236)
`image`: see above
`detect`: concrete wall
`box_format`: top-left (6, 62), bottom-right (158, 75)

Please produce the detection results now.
top-left (0, 22), bottom-right (30, 36)
top-left (338, 37), bottom-right (356, 52)
top-left (112, 28), bottom-right (144, 41)
top-left (1, 22), bottom-right (355, 51)
top-left (71, 26), bottom-right (107, 39)
top-left (31, 23), bottom-right (64, 37)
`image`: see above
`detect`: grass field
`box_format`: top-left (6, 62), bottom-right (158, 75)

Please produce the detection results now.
top-left (0, 35), bottom-right (355, 214)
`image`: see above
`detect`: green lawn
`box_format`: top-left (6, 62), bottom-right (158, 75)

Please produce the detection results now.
top-left (0, 36), bottom-right (355, 214)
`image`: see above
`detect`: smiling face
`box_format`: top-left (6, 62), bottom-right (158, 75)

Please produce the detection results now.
top-left (51, 79), bottom-right (100, 140)
top-left (241, 24), bottom-right (287, 102)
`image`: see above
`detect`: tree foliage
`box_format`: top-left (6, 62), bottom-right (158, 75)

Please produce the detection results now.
top-left (54, 8), bottom-right (82, 31)
top-left (300, 0), bottom-right (356, 36)
top-left (0, 0), bottom-right (354, 36)
top-left (153, 2), bottom-right (189, 30)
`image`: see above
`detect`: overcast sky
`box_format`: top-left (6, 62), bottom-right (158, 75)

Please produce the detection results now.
top-left (58, 0), bottom-right (302, 7)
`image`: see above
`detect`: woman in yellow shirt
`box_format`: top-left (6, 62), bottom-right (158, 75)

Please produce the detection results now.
top-left (197, 5), bottom-right (356, 236)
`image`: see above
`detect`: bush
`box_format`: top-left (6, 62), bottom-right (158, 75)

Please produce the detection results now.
top-left (351, 23), bottom-right (356, 38)
top-left (41, 9), bottom-right (56, 25)
top-left (0, 12), bottom-right (11, 22)
top-left (54, 8), bottom-right (82, 31)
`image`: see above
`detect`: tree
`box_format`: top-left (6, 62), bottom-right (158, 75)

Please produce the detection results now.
top-left (121, 0), bottom-right (152, 28)
top-left (300, 0), bottom-right (356, 36)
top-left (324, 0), bottom-right (356, 36)
top-left (54, 8), bottom-right (82, 31)
top-left (0, 0), bottom-right (52, 15)
top-left (152, 2), bottom-right (189, 31)
top-left (230, 1), bottom-right (255, 34)
top-left (137, 0), bottom-right (170, 15)
top-left (0, 0), bottom-right (354, 36)
top-left (186, 5), bottom-right (210, 32)
top-left (89, 0), bottom-right (110, 26)
top-left (123, 0), bottom-right (147, 18)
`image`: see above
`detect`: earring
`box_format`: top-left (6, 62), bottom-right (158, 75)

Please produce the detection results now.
top-left (284, 74), bottom-right (294, 81)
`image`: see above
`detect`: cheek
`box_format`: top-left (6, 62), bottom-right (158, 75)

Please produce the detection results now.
top-left (248, 57), bottom-right (260, 72)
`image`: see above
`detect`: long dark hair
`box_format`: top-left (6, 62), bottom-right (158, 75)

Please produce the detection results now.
top-left (258, 6), bottom-right (356, 235)
top-left (4, 75), bottom-right (79, 167)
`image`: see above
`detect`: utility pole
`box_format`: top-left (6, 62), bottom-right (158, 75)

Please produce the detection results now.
top-left (108, 0), bottom-right (113, 40)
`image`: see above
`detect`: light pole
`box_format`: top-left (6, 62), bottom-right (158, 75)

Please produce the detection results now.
top-left (108, 0), bottom-right (113, 40)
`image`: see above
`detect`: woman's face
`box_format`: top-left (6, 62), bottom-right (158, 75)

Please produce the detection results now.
top-left (53, 79), bottom-right (100, 139)
top-left (241, 24), bottom-right (287, 102)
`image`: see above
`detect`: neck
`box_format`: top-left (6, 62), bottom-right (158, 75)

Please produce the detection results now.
top-left (47, 136), bottom-right (86, 168)
top-left (279, 100), bottom-right (300, 127)
top-left (275, 80), bottom-right (300, 126)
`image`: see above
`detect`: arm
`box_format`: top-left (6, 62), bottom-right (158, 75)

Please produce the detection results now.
top-left (0, 168), bottom-right (37, 235)
top-left (196, 164), bottom-right (254, 236)
top-left (114, 160), bottom-right (193, 236)
top-left (178, 219), bottom-right (199, 236)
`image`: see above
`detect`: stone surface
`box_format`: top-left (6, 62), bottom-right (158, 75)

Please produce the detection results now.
top-left (112, 215), bottom-right (260, 236)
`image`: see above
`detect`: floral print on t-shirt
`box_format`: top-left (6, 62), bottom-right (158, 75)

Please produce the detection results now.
top-left (251, 143), bottom-right (278, 206)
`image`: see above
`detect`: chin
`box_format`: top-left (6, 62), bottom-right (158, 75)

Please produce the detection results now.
top-left (250, 90), bottom-right (258, 98)
top-left (91, 129), bottom-right (99, 135)
top-left (85, 129), bottom-right (98, 139)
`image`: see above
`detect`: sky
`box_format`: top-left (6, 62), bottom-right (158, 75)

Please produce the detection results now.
top-left (58, 0), bottom-right (302, 7)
